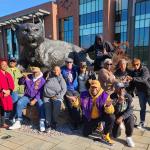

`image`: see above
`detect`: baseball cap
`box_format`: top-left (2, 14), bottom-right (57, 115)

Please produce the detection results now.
top-left (90, 80), bottom-right (101, 88)
top-left (65, 58), bottom-right (73, 63)
top-left (114, 82), bottom-right (125, 89)
top-left (10, 57), bottom-right (17, 62)
top-left (80, 61), bottom-right (87, 67)
top-left (31, 67), bottom-right (41, 73)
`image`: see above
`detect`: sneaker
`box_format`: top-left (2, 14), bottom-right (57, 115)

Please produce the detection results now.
top-left (120, 122), bottom-right (125, 130)
top-left (126, 137), bottom-right (135, 147)
top-left (102, 133), bottom-right (114, 145)
top-left (9, 120), bottom-right (21, 130)
top-left (137, 122), bottom-right (145, 129)
top-left (40, 120), bottom-right (45, 132)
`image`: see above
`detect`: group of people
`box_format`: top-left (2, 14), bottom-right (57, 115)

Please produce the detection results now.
top-left (0, 35), bottom-right (150, 148)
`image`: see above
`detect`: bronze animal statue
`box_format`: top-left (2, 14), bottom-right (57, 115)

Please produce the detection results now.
top-left (16, 22), bottom-right (92, 69)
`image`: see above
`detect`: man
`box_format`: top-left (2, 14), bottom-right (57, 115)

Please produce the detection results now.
top-left (9, 67), bottom-right (46, 132)
top-left (61, 58), bottom-right (81, 129)
top-left (83, 34), bottom-right (114, 71)
top-left (7, 57), bottom-right (24, 121)
top-left (111, 82), bottom-right (135, 147)
top-left (130, 58), bottom-right (150, 128)
top-left (0, 59), bottom-right (14, 128)
top-left (43, 66), bottom-right (67, 130)
top-left (70, 80), bottom-right (115, 144)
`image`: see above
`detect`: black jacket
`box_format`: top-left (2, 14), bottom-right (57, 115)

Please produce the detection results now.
top-left (110, 93), bottom-right (133, 120)
top-left (85, 34), bottom-right (114, 71)
top-left (132, 66), bottom-right (150, 94)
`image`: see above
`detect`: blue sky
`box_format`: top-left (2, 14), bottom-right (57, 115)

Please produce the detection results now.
top-left (0, 0), bottom-right (53, 17)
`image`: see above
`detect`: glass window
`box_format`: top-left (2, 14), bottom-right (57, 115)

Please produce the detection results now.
top-left (144, 27), bottom-right (149, 46)
top-left (139, 28), bottom-right (144, 46)
top-left (6, 29), bottom-right (19, 59)
top-left (140, 19), bottom-right (145, 28)
top-left (145, 19), bottom-right (150, 28)
top-left (87, 13), bottom-right (92, 24)
top-left (134, 29), bottom-right (140, 46)
top-left (91, 1), bottom-right (96, 12)
top-left (135, 20), bottom-right (140, 28)
top-left (146, 1), bottom-right (150, 14)
top-left (79, 0), bottom-right (104, 48)
top-left (135, 3), bottom-right (140, 16)
top-left (122, 0), bottom-right (128, 10)
top-left (121, 10), bottom-right (127, 21)
top-left (140, 1), bottom-right (146, 15)
top-left (87, 2), bottom-right (91, 13)
top-left (59, 16), bottom-right (74, 43)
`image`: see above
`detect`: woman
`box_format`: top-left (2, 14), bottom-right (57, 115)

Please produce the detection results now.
top-left (0, 59), bottom-right (14, 128)
top-left (98, 58), bottom-right (116, 94)
top-left (43, 66), bottom-right (67, 130)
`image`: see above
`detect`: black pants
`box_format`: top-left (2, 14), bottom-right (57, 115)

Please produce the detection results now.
top-left (83, 113), bottom-right (115, 137)
top-left (65, 90), bottom-right (81, 126)
top-left (112, 115), bottom-right (134, 138)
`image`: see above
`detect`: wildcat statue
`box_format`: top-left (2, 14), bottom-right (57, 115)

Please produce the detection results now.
top-left (16, 22), bottom-right (91, 69)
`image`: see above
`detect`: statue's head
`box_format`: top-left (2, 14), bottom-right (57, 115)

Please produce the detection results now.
top-left (16, 23), bottom-right (44, 49)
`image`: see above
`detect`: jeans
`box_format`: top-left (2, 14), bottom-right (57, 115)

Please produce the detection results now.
top-left (11, 92), bottom-right (20, 103)
top-left (9, 92), bottom-right (20, 119)
top-left (43, 97), bottom-right (62, 126)
top-left (16, 96), bottom-right (45, 121)
top-left (138, 92), bottom-right (148, 122)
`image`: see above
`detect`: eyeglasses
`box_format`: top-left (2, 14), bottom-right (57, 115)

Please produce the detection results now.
top-left (106, 63), bottom-right (112, 66)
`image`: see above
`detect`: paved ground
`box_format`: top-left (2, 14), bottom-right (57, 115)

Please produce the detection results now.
top-left (0, 96), bottom-right (150, 150)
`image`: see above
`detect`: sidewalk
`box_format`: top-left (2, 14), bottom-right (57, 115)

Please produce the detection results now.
top-left (0, 96), bottom-right (150, 150)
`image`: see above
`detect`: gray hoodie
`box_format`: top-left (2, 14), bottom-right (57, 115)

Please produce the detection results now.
top-left (43, 73), bottom-right (67, 100)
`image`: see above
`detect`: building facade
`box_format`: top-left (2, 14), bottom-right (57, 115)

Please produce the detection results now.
top-left (0, 0), bottom-right (149, 67)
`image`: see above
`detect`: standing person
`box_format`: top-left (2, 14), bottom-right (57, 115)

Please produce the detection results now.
top-left (0, 59), bottom-right (14, 128)
top-left (43, 66), bottom-right (67, 130)
top-left (83, 34), bottom-right (114, 71)
top-left (131, 58), bottom-right (150, 129)
top-left (111, 82), bottom-right (135, 147)
top-left (114, 59), bottom-right (134, 96)
top-left (9, 67), bottom-right (46, 132)
top-left (61, 58), bottom-right (81, 129)
top-left (98, 59), bottom-right (116, 94)
top-left (7, 57), bottom-right (24, 121)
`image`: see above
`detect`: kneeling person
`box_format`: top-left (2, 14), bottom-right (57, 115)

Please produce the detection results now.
top-left (110, 82), bottom-right (135, 147)
top-left (70, 80), bottom-right (115, 144)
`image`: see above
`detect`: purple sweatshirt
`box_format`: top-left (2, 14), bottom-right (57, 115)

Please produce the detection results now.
top-left (80, 91), bottom-right (109, 121)
top-left (19, 74), bottom-right (45, 101)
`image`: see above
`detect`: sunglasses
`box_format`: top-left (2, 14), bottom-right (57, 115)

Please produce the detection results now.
top-left (106, 63), bottom-right (112, 66)
top-left (66, 61), bottom-right (73, 64)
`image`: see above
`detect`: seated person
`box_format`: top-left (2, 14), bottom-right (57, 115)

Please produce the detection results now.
top-left (9, 67), bottom-right (46, 132)
top-left (69, 80), bottom-right (115, 144)
top-left (78, 62), bottom-right (96, 93)
top-left (43, 66), bottom-right (67, 130)
top-left (110, 82), bottom-right (135, 147)
top-left (61, 58), bottom-right (81, 129)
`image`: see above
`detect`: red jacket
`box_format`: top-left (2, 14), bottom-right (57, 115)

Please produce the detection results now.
top-left (0, 70), bottom-right (14, 111)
